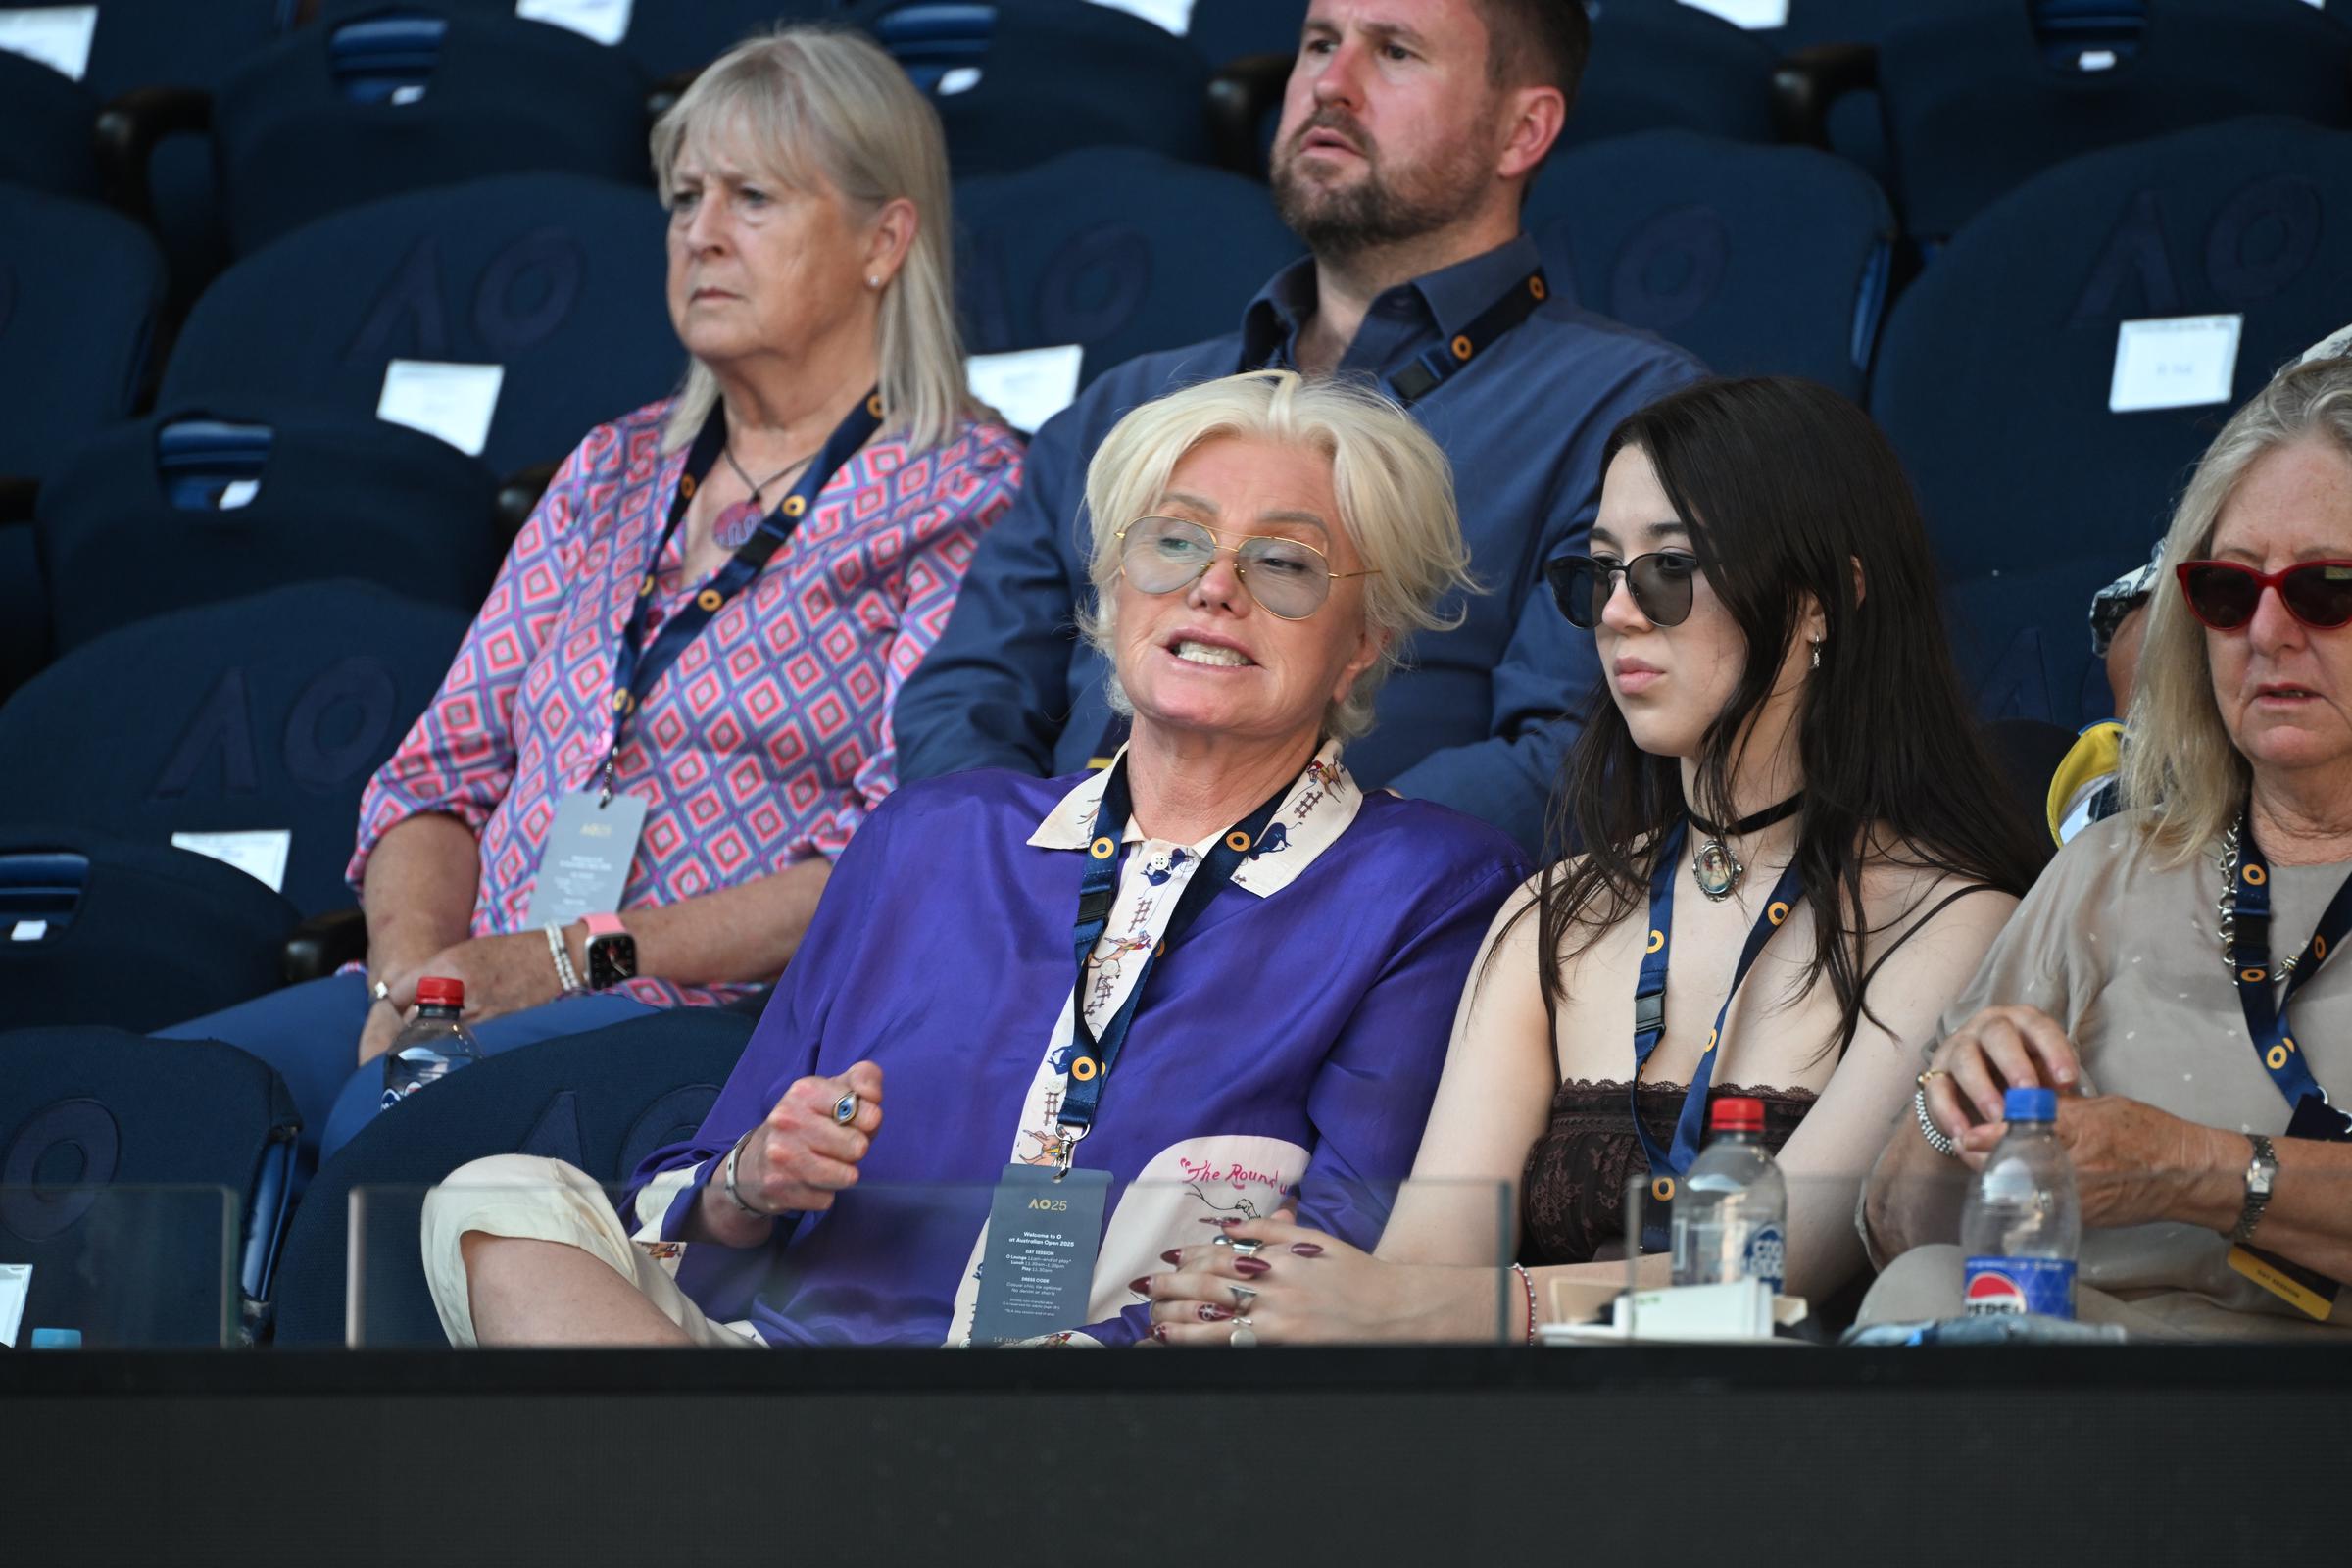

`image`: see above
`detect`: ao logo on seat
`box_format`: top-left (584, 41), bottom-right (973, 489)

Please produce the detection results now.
top-left (152, 657), bottom-right (400, 800)
top-left (964, 224), bottom-right (1154, 350)
top-left (1, 1100), bottom-right (121, 1242)
top-left (344, 227), bottom-right (589, 363)
top-left (2071, 173), bottom-right (2325, 321)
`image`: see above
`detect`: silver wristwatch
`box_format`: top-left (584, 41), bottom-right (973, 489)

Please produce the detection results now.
top-left (2230, 1133), bottom-right (2278, 1245)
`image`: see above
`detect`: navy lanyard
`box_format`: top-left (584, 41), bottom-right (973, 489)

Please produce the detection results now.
top-left (2227, 805), bottom-right (2352, 1139)
top-left (1056, 754), bottom-right (1291, 1166)
top-left (1632, 819), bottom-right (1805, 1250)
top-left (599, 389), bottom-right (883, 801)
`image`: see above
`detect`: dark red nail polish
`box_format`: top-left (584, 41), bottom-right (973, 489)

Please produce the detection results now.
top-left (1288, 1243), bottom-right (1324, 1256)
top-left (1234, 1257), bottom-right (1271, 1277)
top-left (1215, 1216), bottom-right (1243, 1227)
top-left (1127, 1276), bottom-right (1152, 1296)
top-left (1159, 1249), bottom-right (1183, 1264)
top-left (1152, 1324), bottom-right (1169, 1343)
top-left (1198, 1304), bottom-right (1232, 1322)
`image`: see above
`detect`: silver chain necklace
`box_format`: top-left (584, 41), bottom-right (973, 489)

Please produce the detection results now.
top-left (2217, 820), bottom-right (2303, 978)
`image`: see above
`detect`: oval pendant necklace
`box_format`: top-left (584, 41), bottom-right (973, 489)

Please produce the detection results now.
top-left (1687, 793), bottom-right (1804, 902)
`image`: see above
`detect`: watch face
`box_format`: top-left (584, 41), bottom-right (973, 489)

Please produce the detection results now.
top-left (589, 933), bottom-right (638, 990)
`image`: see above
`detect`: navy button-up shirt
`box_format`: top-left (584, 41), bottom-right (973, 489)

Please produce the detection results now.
top-left (894, 235), bottom-right (1702, 852)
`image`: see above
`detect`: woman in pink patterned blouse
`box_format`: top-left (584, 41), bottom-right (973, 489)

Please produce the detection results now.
top-left (162, 28), bottom-right (1020, 1165)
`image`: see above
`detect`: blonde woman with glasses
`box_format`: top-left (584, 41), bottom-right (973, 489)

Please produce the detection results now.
top-left (421, 370), bottom-right (1529, 1348)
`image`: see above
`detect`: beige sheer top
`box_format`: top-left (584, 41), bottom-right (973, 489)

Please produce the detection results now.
top-left (1926, 808), bottom-right (2352, 1335)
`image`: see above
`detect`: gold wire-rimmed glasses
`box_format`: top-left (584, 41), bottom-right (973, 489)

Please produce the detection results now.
top-left (1115, 515), bottom-right (1379, 621)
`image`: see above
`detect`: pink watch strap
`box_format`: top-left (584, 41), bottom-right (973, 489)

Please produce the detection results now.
top-left (583, 911), bottom-right (627, 938)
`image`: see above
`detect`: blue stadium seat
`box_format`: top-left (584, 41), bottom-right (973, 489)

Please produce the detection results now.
top-left (1184, 0), bottom-right (1305, 67)
top-left (0, 523), bottom-right (46, 700)
top-left (0, 49), bottom-right (100, 199)
top-left (852, 0), bottom-right (1215, 175)
top-left (956, 145), bottom-right (1303, 394)
top-left (1871, 117), bottom-right (2352, 730)
top-left (1570, 4), bottom-right (1778, 150)
top-left (0, 581), bottom-right (471, 916)
top-left (0, 827), bottom-right (300, 1033)
top-left (37, 409), bottom-right (504, 649)
top-left (0, 1026), bottom-right (299, 1346)
top-left (271, 1007), bottom-right (755, 1345)
top-left (161, 172), bottom-right (678, 479)
top-left (213, 4), bottom-right (652, 256)
top-left (425, 0), bottom-right (844, 77)
top-left (0, 184), bottom-right (166, 487)
top-left (1527, 130), bottom-right (1894, 398)
top-left (1872, 0), bottom-right (2352, 240)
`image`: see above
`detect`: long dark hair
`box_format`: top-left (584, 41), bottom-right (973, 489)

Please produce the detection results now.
top-left (1529, 376), bottom-right (2048, 1055)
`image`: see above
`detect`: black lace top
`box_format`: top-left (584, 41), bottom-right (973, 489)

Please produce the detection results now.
top-left (1518, 1079), bottom-right (1816, 1265)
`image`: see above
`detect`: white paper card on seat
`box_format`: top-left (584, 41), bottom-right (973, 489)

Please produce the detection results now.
top-left (516, 0), bottom-right (631, 48)
top-left (967, 345), bottom-right (1084, 435)
top-left (218, 479), bottom-right (260, 511)
top-left (1676, 0), bottom-right (1788, 28)
top-left (1087, 0), bottom-right (1196, 35)
top-left (171, 830), bottom-right (292, 895)
top-left (10, 919), bottom-right (46, 942)
top-left (937, 66), bottom-right (982, 95)
top-left (2109, 315), bottom-right (2242, 415)
top-left (0, 6), bottom-right (99, 79)
top-left (377, 360), bottom-right (505, 457)
top-left (0, 1263), bottom-right (27, 1348)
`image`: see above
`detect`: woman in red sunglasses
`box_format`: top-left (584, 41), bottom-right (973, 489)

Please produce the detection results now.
top-left (1865, 353), bottom-right (2352, 1338)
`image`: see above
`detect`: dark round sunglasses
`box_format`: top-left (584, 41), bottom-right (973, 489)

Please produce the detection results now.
top-left (2175, 559), bottom-right (2352, 632)
top-left (1544, 551), bottom-right (1701, 629)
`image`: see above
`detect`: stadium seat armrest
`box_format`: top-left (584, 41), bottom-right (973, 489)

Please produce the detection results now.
top-left (1207, 53), bottom-right (1292, 177)
top-left (498, 462), bottom-right (563, 535)
top-left (1771, 43), bottom-right (1875, 148)
top-left (95, 87), bottom-right (214, 227)
top-left (282, 906), bottom-right (368, 985)
top-left (0, 477), bottom-right (37, 524)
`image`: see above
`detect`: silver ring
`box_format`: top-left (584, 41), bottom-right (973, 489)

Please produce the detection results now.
top-left (832, 1091), bottom-right (859, 1125)
top-left (371, 979), bottom-right (392, 1004)
top-left (1230, 1284), bottom-right (1257, 1310)
top-left (1209, 1233), bottom-right (1263, 1258)
top-left (1228, 1317), bottom-right (1257, 1348)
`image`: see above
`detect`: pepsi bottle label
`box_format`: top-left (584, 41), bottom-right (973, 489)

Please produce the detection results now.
top-left (1963, 1254), bottom-right (2076, 1319)
top-left (1742, 1224), bottom-right (1786, 1296)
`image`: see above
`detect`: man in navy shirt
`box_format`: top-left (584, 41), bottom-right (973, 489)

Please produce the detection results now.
top-left (894, 0), bottom-right (1700, 852)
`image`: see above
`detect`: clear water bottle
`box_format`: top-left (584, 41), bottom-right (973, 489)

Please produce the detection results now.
top-left (1671, 1096), bottom-right (1788, 1294)
top-left (380, 975), bottom-right (482, 1109)
top-left (1961, 1086), bottom-right (2081, 1319)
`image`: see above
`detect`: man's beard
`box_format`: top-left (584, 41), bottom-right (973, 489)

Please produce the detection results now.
top-left (1271, 116), bottom-right (1488, 258)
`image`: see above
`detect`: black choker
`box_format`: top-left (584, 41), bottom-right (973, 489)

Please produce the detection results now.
top-left (1688, 793), bottom-right (1803, 902)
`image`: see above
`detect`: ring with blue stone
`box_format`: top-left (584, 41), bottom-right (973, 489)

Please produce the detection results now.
top-left (832, 1091), bottom-right (859, 1126)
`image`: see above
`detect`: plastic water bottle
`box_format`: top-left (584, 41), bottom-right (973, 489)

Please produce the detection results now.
top-left (1961, 1086), bottom-right (2081, 1319)
top-left (1671, 1096), bottom-right (1788, 1294)
top-left (380, 975), bottom-right (482, 1109)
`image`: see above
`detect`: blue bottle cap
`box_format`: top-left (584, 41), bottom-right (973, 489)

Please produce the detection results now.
top-left (2003, 1087), bottom-right (2058, 1123)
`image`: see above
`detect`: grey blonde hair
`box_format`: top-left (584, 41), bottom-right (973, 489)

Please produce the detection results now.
top-left (1076, 370), bottom-right (1476, 742)
top-left (2125, 355), bottom-right (2352, 860)
top-left (650, 26), bottom-right (977, 454)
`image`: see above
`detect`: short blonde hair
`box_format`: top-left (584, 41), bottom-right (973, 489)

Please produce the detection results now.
top-left (2125, 355), bottom-right (2352, 860)
top-left (650, 26), bottom-right (976, 454)
top-left (1077, 370), bottom-right (1476, 742)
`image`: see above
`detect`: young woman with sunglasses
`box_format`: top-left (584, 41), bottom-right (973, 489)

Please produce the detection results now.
top-left (1143, 376), bottom-right (2046, 1342)
top-left (1862, 354), bottom-right (2352, 1339)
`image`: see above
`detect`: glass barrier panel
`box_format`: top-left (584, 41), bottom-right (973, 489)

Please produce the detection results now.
top-left (0, 1184), bottom-right (238, 1348)
top-left (350, 1173), bottom-right (1513, 1348)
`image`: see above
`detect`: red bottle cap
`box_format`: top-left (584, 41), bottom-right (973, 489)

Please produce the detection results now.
top-left (1709, 1096), bottom-right (1764, 1134)
top-left (414, 976), bottom-right (466, 1007)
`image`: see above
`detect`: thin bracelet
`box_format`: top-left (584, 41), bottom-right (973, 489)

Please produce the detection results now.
top-left (720, 1129), bottom-right (767, 1219)
top-left (1912, 1087), bottom-right (1959, 1159)
top-left (1509, 1262), bottom-right (1538, 1346)
top-left (543, 923), bottom-right (583, 995)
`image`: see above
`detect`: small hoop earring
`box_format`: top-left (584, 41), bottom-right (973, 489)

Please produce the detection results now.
top-left (1810, 641), bottom-right (1824, 670)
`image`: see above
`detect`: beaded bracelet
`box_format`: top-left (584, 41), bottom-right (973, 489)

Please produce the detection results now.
top-left (1913, 1087), bottom-right (1959, 1159)
top-left (1509, 1261), bottom-right (1538, 1346)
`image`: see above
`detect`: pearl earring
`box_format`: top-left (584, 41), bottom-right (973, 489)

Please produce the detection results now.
top-left (866, 274), bottom-right (882, 290)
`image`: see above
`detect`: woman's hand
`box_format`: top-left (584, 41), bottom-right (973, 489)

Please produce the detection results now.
top-left (1919, 1004), bottom-right (2084, 1148)
top-left (1140, 1212), bottom-right (1493, 1346)
top-left (1960, 1095), bottom-right (2241, 1230)
top-left (702, 1063), bottom-right (886, 1245)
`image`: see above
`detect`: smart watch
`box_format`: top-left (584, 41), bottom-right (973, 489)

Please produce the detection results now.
top-left (583, 910), bottom-right (637, 991)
